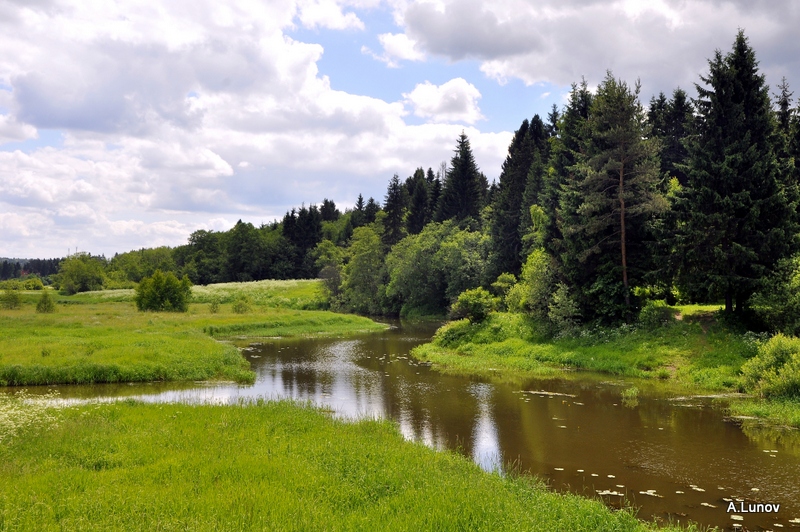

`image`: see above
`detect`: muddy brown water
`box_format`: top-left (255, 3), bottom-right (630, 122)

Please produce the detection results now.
top-left (13, 321), bottom-right (800, 531)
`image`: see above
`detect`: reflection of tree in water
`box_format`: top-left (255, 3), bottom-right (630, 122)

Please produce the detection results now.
top-left (740, 420), bottom-right (800, 453)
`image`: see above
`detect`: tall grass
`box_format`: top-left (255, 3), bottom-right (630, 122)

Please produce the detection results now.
top-left (0, 398), bottom-right (682, 531)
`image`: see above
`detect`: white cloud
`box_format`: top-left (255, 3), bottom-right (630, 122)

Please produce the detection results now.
top-left (0, 114), bottom-right (36, 144)
top-left (403, 78), bottom-right (484, 124)
top-left (364, 32), bottom-right (425, 66)
top-left (394, 0), bottom-right (800, 98)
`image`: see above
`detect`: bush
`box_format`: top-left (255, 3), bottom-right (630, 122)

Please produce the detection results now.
top-left (21, 277), bottom-right (44, 290)
top-left (0, 289), bottom-right (22, 310)
top-left (548, 283), bottom-right (580, 334)
top-left (232, 294), bottom-right (252, 314)
top-left (638, 300), bottom-right (676, 329)
top-left (134, 270), bottom-right (192, 312)
top-left (209, 298), bottom-right (220, 314)
top-left (35, 290), bottom-right (56, 313)
top-left (450, 288), bottom-right (496, 323)
top-left (741, 334), bottom-right (800, 399)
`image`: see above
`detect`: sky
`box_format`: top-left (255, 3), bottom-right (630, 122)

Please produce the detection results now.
top-left (1, 0), bottom-right (799, 259)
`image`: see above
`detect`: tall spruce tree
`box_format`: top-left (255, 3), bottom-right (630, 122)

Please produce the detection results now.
top-left (560, 73), bottom-right (665, 321)
top-left (676, 31), bottom-right (798, 313)
top-left (489, 118), bottom-right (534, 278)
top-left (383, 174), bottom-right (408, 248)
top-left (406, 168), bottom-right (429, 235)
top-left (435, 133), bottom-right (485, 224)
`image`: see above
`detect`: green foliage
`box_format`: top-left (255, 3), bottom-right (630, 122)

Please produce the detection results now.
top-left (450, 287), bottom-right (496, 322)
top-left (209, 297), bottom-right (220, 314)
top-left (107, 246), bottom-right (176, 283)
top-left (741, 334), bottom-right (800, 399)
top-left (59, 253), bottom-right (106, 295)
top-left (1, 288), bottom-right (22, 310)
top-left (638, 300), bottom-right (676, 329)
top-left (340, 225), bottom-right (389, 315)
top-left (35, 289), bottom-right (56, 314)
top-left (548, 283), bottom-right (581, 334)
top-left (676, 31), bottom-right (798, 313)
top-left (506, 248), bottom-right (555, 320)
top-left (134, 270), bottom-right (192, 312)
top-left (490, 273), bottom-right (516, 300)
top-left (232, 294), bottom-right (253, 314)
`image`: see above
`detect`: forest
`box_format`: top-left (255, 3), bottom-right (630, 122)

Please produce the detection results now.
top-left (6, 31), bottom-right (800, 333)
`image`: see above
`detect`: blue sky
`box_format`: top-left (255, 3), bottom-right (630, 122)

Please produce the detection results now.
top-left (1, 0), bottom-right (798, 258)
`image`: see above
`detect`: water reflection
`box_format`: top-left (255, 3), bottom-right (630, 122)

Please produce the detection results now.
top-left (5, 322), bottom-right (800, 531)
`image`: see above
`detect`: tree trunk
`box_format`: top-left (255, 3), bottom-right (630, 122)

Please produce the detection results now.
top-left (619, 165), bottom-right (630, 307)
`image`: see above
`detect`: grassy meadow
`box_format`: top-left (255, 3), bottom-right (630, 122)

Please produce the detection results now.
top-left (0, 281), bottom-right (384, 386)
top-left (0, 395), bottom-right (691, 532)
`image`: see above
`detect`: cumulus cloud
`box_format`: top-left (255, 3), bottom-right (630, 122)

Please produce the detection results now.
top-left (394, 0), bottom-right (800, 97)
top-left (403, 78), bottom-right (483, 124)
top-left (362, 33), bottom-right (425, 67)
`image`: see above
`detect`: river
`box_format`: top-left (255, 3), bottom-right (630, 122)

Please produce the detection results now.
top-left (21, 321), bottom-right (800, 531)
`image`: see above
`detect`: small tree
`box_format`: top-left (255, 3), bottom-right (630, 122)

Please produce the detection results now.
top-left (36, 290), bottom-right (56, 313)
top-left (450, 288), bottom-right (496, 322)
top-left (134, 270), bottom-right (192, 312)
top-left (0, 288), bottom-right (22, 310)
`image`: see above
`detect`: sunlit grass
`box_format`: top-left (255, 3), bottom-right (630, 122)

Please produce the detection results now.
top-left (412, 312), bottom-right (748, 390)
top-left (0, 398), bottom-right (686, 532)
top-left (0, 281), bottom-right (384, 386)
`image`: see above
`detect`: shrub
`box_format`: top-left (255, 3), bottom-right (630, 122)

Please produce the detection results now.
top-left (232, 294), bottom-right (252, 314)
top-left (209, 298), bottom-right (220, 314)
top-left (548, 283), bottom-right (580, 334)
top-left (450, 288), bottom-right (495, 323)
top-left (638, 299), bottom-right (676, 329)
top-left (0, 289), bottom-right (22, 310)
top-left (35, 290), bottom-right (56, 313)
top-left (134, 270), bottom-right (192, 312)
top-left (741, 334), bottom-right (800, 399)
top-left (22, 277), bottom-right (44, 290)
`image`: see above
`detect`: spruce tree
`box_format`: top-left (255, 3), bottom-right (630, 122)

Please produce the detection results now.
top-left (406, 168), bottom-right (429, 235)
top-left (489, 118), bottom-right (534, 278)
top-left (677, 31), bottom-right (798, 313)
top-left (562, 73), bottom-right (665, 320)
top-left (435, 132), bottom-right (485, 224)
top-left (383, 174), bottom-right (408, 248)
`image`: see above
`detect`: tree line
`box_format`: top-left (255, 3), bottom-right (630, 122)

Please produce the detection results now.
top-left (12, 32), bottom-right (800, 332)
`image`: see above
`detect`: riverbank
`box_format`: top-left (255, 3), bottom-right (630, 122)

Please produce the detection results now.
top-left (0, 282), bottom-right (385, 386)
top-left (411, 309), bottom-right (800, 429)
top-left (0, 395), bottom-right (689, 531)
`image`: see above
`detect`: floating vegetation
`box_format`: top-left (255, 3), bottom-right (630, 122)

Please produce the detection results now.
top-left (639, 490), bottom-right (663, 498)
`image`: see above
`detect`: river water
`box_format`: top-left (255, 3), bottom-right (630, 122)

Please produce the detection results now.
top-left (18, 322), bottom-right (800, 531)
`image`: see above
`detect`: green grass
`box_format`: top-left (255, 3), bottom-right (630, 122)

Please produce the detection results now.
top-left (727, 398), bottom-right (800, 429)
top-left (0, 282), bottom-right (385, 386)
top-left (412, 311), bottom-right (748, 390)
top-left (0, 396), bottom-right (686, 532)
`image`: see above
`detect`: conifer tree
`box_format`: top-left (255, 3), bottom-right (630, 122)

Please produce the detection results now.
top-left (560, 73), bottom-right (665, 321)
top-left (676, 31), bottom-right (798, 313)
top-left (406, 168), bottom-right (429, 235)
top-left (435, 133), bottom-right (485, 224)
top-left (383, 174), bottom-right (408, 248)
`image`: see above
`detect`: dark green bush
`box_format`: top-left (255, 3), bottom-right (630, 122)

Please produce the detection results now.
top-left (450, 288), bottom-right (496, 323)
top-left (134, 270), bottom-right (192, 312)
top-left (35, 290), bottom-right (56, 313)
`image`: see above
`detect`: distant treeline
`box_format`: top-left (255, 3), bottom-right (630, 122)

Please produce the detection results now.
top-left (0, 259), bottom-right (62, 280)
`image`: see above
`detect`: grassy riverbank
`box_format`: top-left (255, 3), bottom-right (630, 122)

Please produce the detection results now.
top-left (412, 308), bottom-right (800, 429)
top-left (0, 281), bottom-right (384, 386)
top-left (412, 308), bottom-right (748, 388)
top-left (0, 396), bottom-right (687, 532)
